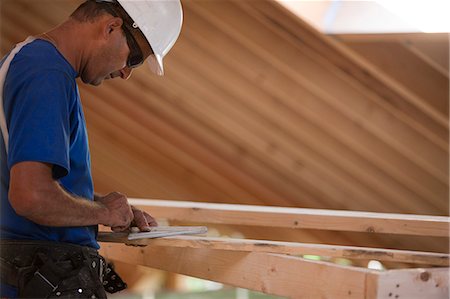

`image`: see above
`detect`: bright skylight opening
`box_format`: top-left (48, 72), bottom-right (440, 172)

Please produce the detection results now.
top-left (276, 0), bottom-right (450, 34)
top-left (376, 0), bottom-right (450, 33)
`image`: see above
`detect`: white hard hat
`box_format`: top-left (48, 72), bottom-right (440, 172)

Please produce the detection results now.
top-left (116, 0), bottom-right (183, 75)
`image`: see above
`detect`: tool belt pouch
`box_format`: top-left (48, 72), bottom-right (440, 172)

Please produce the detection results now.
top-left (18, 249), bottom-right (107, 298)
top-left (20, 254), bottom-right (61, 297)
top-left (1, 241), bottom-right (127, 298)
top-left (102, 261), bottom-right (127, 294)
top-left (7, 246), bottom-right (107, 299)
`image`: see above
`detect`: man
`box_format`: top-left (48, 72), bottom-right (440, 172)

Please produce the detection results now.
top-left (0, 0), bottom-right (183, 297)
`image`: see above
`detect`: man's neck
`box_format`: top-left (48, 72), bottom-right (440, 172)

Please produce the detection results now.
top-left (43, 19), bottom-right (92, 77)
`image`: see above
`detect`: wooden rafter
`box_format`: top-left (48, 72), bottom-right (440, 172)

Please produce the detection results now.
top-left (333, 33), bottom-right (449, 76)
top-left (333, 34), bottom-right (449, 115)
top-left (129, 199), bottom-right (450, 237)
top-left (237, 0), bottom-right (449, 138)
top-left (99, 199), bottom-right (449, 298)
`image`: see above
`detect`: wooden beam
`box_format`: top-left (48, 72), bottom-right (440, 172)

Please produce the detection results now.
top-left (129, 198), bottom-right (450, 237)
top-left (97, 234), bottom-right (449, 266)
top-left (99, 243), bottom-right (449, 299)
top-left (99, 243), bottom-right (371, 298)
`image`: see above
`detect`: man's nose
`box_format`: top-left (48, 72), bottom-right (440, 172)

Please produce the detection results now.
top-left (120, 66), bottom-right (133, 80)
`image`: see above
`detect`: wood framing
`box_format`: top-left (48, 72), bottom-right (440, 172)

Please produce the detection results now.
top-left (99, 199), bottom-right (449, 298)
top-left (99, 243), bottom-right (449, 299)
top-left (98, 234), bottom-right (449, 266)
top-left (128, 198), bottom-right (450, 237)
top-left (365, 268), bottom-right (449, 299)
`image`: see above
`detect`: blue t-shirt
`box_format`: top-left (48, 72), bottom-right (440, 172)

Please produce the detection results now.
top-left (0, 39), bottom-right (98, 249)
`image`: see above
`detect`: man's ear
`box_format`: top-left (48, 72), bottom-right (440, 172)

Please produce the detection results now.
top-left (104, 17), bottom-right (123, 38)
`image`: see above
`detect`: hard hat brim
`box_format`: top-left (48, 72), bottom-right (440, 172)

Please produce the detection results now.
top-left (117, 0), bottom-right (182, 77)
top-left (147, 54), bottom-right (164, 76)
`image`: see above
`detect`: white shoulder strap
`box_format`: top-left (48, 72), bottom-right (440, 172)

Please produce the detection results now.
top-left (0, 36), bottom-right (36, 154)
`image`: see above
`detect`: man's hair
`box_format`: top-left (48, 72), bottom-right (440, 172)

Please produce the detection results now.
top-left (70, 1), bottom-right (118, 22)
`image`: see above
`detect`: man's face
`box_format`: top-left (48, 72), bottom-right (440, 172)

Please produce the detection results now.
top-left (80, 14), bottom-right (154, 86)
top-left (81, 26), bottom-right (132, 86)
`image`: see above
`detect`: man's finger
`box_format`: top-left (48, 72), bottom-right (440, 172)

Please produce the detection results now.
top-left (112, 226), bottom-right (128, 232)
top-left (143, 211), bottom-right (158, 227)
top-left (133, 209), bottom-right (151, 232)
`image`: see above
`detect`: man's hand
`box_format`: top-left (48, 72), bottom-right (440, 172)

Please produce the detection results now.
top-left (130, 205), bottom-right (158, 232)
top-left (95, 192), bottom-right (158, 232)
top-left (96, 192), bottom-right (133, 232)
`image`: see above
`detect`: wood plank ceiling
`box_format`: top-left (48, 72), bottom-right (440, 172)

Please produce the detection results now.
top-left (1, 0), bottom-right (448, 255)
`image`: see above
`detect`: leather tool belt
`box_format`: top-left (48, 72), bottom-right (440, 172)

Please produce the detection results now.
top-left (0, 240), bottom-right (126, 298)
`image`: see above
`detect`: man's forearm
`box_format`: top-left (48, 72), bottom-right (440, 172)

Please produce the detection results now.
top-left (11, 181), bottom-right (109, 227)
top-left (9, 162), bottom-right (134, 230)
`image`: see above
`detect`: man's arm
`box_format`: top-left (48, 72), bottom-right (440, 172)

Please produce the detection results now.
top-left (9, 161), bottom-right (133, 229)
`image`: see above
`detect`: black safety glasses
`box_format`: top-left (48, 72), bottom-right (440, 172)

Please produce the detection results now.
top-left (101, 2), bottom-right (146, 68)
top-left (121, 25), bottom-right (144, 68)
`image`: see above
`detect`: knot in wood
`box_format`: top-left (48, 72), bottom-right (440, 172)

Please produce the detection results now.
top-left (366, 226), bottom-right (375, 233)
top-left (420, 271), bottom-right (430, 282)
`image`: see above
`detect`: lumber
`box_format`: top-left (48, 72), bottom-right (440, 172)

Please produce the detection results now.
top-left (366, 267), bottom-right (449, 299)
top-left (99, 243), bottom-right (371, 298)
top-left (97, 234), bottom-right (449, 266)
top-left (100, 243), bottom-right (449, 299)
top-left (129, 199), bottom-right (450, 237)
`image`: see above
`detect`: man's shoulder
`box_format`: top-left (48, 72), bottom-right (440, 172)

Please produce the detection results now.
top-left (3, 39), bottom-right (80, 111)
top-left (9, 39), bottom-right (76, 81)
